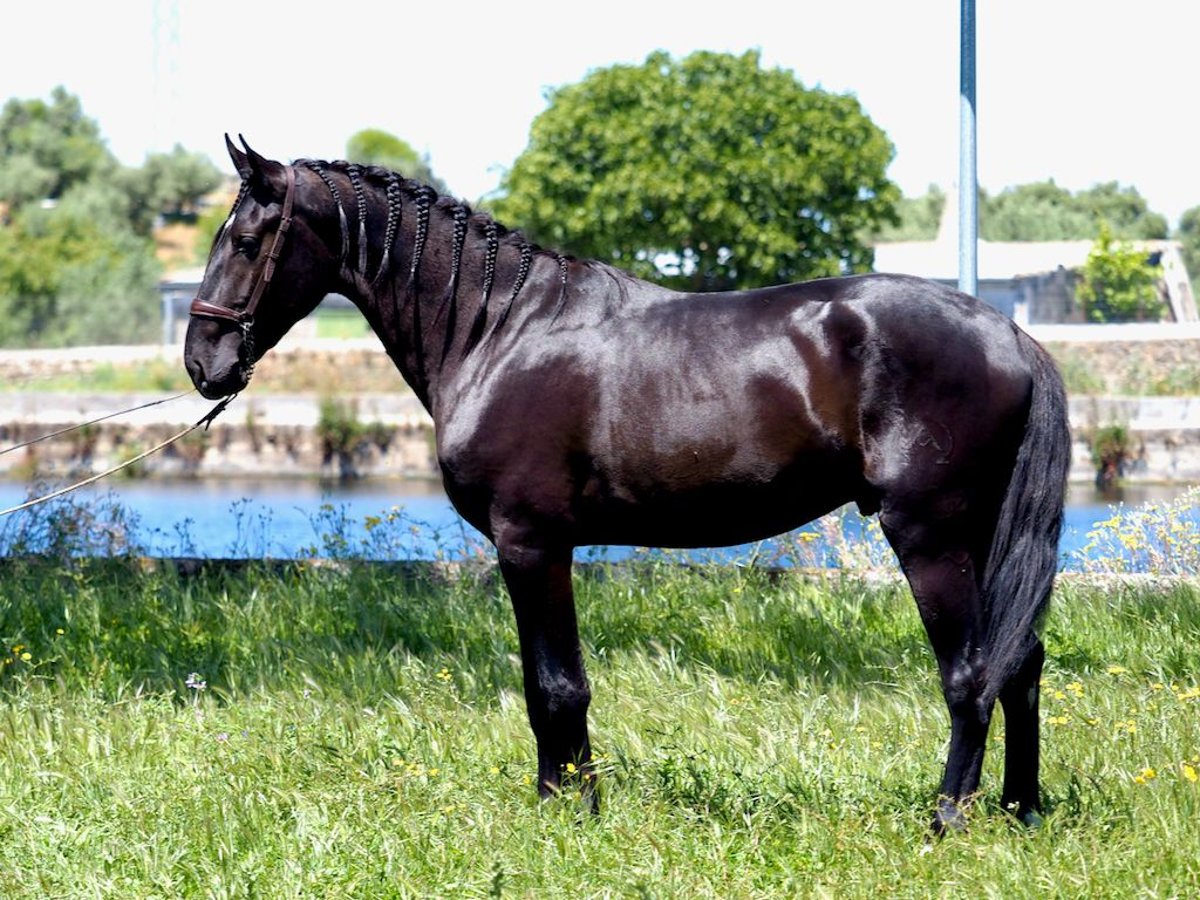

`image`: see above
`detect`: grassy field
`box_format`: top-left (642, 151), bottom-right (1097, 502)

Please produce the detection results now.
top-left (0, 552), bottom-right (1197, 898)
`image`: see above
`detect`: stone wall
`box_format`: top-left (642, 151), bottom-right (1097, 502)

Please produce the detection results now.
top-left (0, 417), bottom-right (438, 483)
top-left (1044, 339), bottom-right (1200, 395)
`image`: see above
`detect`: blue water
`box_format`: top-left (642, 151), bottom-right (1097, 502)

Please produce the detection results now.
top-left (0, 476), bottom-right (1193, 571)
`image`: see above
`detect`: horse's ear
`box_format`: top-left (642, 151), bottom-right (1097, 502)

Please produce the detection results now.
top-left (225, 133), bottom-right (251, 180)
top-left (237, 135), bottom-right (288, 201)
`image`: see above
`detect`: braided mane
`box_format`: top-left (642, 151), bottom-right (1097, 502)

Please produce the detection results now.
top-left (291, 158), bottom-right (632, 346)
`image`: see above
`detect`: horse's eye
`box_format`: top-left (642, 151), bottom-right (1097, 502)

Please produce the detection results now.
top-left (234, 234), bottom-right (261, 259)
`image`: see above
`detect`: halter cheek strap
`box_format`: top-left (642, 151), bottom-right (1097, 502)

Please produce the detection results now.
top-left (188, 164), bottom-right (298, 370)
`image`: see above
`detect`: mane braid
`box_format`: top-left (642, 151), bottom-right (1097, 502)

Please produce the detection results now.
top-left (407, 187), bottom-right (435, 288)
top-left (490, 240), bottom-right (534, 337)
top-left (374, 172), bottom-right (403, 285)
top-left (301, 161), bottom-right (350, 267)
top-left (479, 221), bottom-right (499, 309)
top-left (345, 163), bottom-right (370, 275)
top-left (550, 254), bottom-right (571, 321)
top-left (465, 220), bottom-right (500, 352)
top-left (444, 204), bottom-right (470, 304)
top-left (435, 203), bottom-right (471, 360)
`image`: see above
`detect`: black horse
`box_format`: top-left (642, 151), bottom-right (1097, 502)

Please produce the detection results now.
top-left (185, 138), bottom-right (1070, 832)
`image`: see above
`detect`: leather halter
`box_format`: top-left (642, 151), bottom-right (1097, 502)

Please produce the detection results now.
top-left (189, 164), bottom-right (297, 336)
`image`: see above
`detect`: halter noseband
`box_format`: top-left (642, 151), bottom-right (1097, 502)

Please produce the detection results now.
top-left (189, 164), bottom-right (298, 378)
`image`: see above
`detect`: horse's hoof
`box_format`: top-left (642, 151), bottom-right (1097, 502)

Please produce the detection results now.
top-left (1016, 809), bottom-right (1043, 829)
top-left (932, 800), bottom-right (969, 835)
top-left (537, 772), bottom-right (601, 815)
top-left (1002, 798), bottom-right (1044, 829)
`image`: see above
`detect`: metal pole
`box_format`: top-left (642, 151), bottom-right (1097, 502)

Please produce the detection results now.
top-left (959, 0), bottom-right (978, 296)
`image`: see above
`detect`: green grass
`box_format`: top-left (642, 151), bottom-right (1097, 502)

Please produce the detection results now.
top-left (0, 560), bottom-right (1198, 897)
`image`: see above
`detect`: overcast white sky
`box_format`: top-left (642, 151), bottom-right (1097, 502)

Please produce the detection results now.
top-left (4, 1), bottom-right (1198, 226)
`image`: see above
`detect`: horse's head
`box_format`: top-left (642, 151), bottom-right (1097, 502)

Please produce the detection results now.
top-left (185, 137), bottom-right (337, 399)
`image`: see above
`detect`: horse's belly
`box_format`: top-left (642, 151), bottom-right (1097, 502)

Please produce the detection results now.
top-left (573, 475), bottom-right (855, 549)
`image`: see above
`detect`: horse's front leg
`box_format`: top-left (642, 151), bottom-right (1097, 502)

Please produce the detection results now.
top-left (497, 540), bottom-right (596, 808)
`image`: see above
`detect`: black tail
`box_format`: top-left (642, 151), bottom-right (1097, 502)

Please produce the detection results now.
top-left (979, 338), bottom-right (1071, 704)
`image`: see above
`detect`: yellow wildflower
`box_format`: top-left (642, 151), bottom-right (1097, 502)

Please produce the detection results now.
top-left (1182, 764), bottom-right (1198, 784)
top-left (1106, 665), bottom-right (1128, 676)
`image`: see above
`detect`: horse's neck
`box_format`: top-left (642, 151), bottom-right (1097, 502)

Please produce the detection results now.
top-left (344, 190), bottom-right (514, 412)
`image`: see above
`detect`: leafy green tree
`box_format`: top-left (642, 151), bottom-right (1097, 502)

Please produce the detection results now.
top-left (346, 129), bottom-right (448, 194)
top-left (53, 230), bottom-right (162, 345)
top-left (0, 86), bottom-right (116, 209)
top-left (982, 181), bottom-right (1091, 241)
top-left (493, 50), bottom-right (899, 291)
top-left (138, 144), bottom-right (223, 219)
top-left (0, 204), bottom-right (160, 346)
top-left (875, 180), bottom-right (1171, 247)
top-left (1074, 182), bottom-right (1168, 239)
top-left (1076, 222), bottom-right (1164, 322)
top-left (0, 88), bottom-right (213, 345)
top-left (55, 175), bottom-right (150, 237)
top-left (872, 185), bottom-right (946, 242)
top-left (981, 180), bottom-right (1167, 242)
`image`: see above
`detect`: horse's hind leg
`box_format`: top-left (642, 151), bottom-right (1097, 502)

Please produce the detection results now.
top-left (880, 504), bottom-right (993, 833)
top-left (998, 639), bottom-right (1045, 824)
top-left (496, 539), bottom-right (595, 807)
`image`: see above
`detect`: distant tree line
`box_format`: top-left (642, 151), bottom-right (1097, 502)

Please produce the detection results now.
top-left (874, 180), bottom-right (1171, 243)
top-left (4, 66), bottom-right (1199, 348)
top-left (0, 87), bottom-right (221, 347)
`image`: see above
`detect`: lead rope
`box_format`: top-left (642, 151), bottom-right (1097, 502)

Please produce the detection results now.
top-left (0, 389), bottom-right (198, 457)
top-left (0, 394), bottom-right (237, 517)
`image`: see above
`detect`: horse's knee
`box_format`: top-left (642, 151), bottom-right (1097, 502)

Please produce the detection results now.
top-left (943, 658), bottom-right (991, 726)
top-left (526, 672), bottom-right (590, 737)
top-left (542, 674), bottom-right (591, 724)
